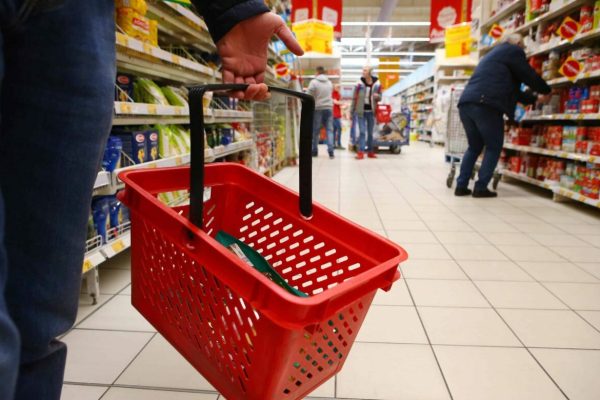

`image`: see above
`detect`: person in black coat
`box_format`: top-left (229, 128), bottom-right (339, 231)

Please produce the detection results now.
top-left (455, 33), bottom-right (551, 197)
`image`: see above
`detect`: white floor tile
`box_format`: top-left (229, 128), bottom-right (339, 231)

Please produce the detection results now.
top-left (458, 260), bottom-right (533, 281)
top-left (61, 384), bottom-right (107, 400)
top-left (496, 245), bottom-right (561, 262)
top-left (529, 233), bottom-right (590, 247)
top-left (578, 311), bottom-right (600, 331)
top-left (517, 262), bottom-right (598, 283)
top-left (356, 305), bottom-right (427, 344)
top-left (102, 250), bottom-right (131, 270)
top-left (531, 348), bottom-right (600, 400)
top-left (116, 335), bottom-right (215, 391)
top-left (372, 280), bottom-right (414, 306)
top-left (544, 283), bottom-right (600, 311)
top-left (407, 279), bottom-right (489, 308)
top-left (307, 376), bottom-right (335, 398)
top-left (433, 231), bottom-right (488, 245)
top-left (475, 281), bottom-right (567, 310)
top-left (552, 246), bottom-right (600, 263)
top-left (63, 329), bottom-right (153, 384)
top-left (387, 230), bottom-right (439, 244)
top-left (102, 388), bottom-right (217, 400)
top-left (559, 224), bottom-right (600, 235)
top-left (511, 222), bottom-right (564, 234)
top-left (75, 294), bottom-right (112, 326)
top-left (78, 295), bottom-right (155, 332)
top-left (434, 346), bottom-right (566, 400)
top-left (337, 343), bottom-right (450, 400)
top-left (576, 263), bottom-right (600, 280)
top-left (444, 244), bottom-right (508, 261)
top-left (425, 219), bottom-right (474, 232)
top-left (498, 309), bottom-right (600, 349)
top-left (382, 219), bottom-right (429, 231)
top-left (578, 234), bottom-right (600, 247)
top-left (473, 222), bottom-right (519, 233)
top-left (98, 268), bottom-right (131, 295)
top-left (419, 307), bottom-right (521, 346)
top-left (480, 232), bottom-right (538, 246)
top-left (400, 259), bottom-right (468, 280)
top-left (401, 243), bottom-right (451, 260)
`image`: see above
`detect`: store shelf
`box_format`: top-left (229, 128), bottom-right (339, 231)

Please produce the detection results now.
top-left (146, 1), bottom-right (215, 52)
top-left (522, 113), bottom-right (600, 121)
top-left (553, 187), bottom-right (600, 208)
top-left (116, 33), bottom-right (217, 84)
top-left (514, 0), bottom-right (587, 35)
top-left (211, 139), bottom-right (255, 159)
top-left (406, 84), bottom-right (435, 96)
top-left (502, 169), bottom-right (555, 190)
top-left (547, 69), bottom-right (600, 86)
top-left (503, 143), bottom-right (600, 164)
top-left (112, 102), bottom-right (253, 125)
top-left (481, 0), bottom-right (526, 32)
top-left (83, 223), bottom-right (132, 275)
top-left (527, 28), bottom-right (600, 57)
top-left (408, 95), bottom-right (434, 104)
top-left (438, 75), bottom-right (471, 82)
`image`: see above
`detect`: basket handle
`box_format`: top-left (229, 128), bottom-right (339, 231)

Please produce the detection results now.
top-left (188, 84), bottom-right (315, 230)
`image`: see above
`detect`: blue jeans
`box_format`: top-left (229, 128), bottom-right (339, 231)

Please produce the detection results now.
top-left (0, 2), bottom-right (115, 399)
top-left (332, 117), bottom-right (342, 147)
top-left (312, 109), bottom-right (334, 156)
top-left (350, 113), bottom-right (358, 145)
top-left (358, 111), bottom-right (375, 153)
top-left (456, 103), bottom-right (504, 191)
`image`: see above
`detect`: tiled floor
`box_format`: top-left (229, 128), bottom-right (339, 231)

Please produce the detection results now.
top-left (63, 143), bottom-right (600, 400)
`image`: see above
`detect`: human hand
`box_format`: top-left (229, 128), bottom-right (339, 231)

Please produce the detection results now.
top-left (537, 94), bottom-right (551, 103)
top-left (217, 12), bottom-right (304, 100)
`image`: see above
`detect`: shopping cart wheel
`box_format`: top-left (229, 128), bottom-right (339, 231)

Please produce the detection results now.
top-left (492, 172), bottom-right (501, 190)
top-left (446, 166), bottom-right (455, 188)
top-left (390, 145), bottom-right (401, 154)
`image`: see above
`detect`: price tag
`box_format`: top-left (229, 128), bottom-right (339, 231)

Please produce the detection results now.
top-left (116, 34), bottom-right (128, 46)
top-left (175, 156), bottom-right (183, 165)
top-left (120, 103), bottom-right (132, 114)
top-left (111, 240), bottom-right (125, 253)
top-left (143, 43), bottom-right (153, 54)
top-left (577, 114), bottom-right (585, 120)
top-left (83, 259), bottom-right (93, 273)
top-left (147, 104), bottom-right (157, 114)
top-left (171, 54), bottom-right (180, 65)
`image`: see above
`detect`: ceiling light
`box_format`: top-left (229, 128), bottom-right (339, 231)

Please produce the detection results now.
top-left (342, 22), bottom-right (430, 26)
top-left (340, 37), bottom-right (429, 44)
top-left (340, 57), bottom-right (427, 66)
top-left (341, 51), bottom-right (436, 56)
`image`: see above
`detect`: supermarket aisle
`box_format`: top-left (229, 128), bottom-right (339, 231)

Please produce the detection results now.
top-left (63, 143), bottom-right (600, 400)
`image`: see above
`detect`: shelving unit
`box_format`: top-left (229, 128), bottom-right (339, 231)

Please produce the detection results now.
top-left (397, 75), bottom-right (435, 143)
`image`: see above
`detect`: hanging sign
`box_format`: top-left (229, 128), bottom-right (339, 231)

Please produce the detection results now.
top-left (445, 23), bottom-right (472, 57)
top-left (430, 0), bottom-right (472, 43)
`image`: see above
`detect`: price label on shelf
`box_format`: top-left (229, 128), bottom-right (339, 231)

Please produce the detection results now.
top-left (111, 240), bottom-right (125, 253)
top-left (147, 104), bottom-right (157, 115)
top-left (83, 259), bottom-right (93, 273)
top-left (119, 103), bottom-right (132, 114)
top-left (175, 156), bottom-right (183, 165)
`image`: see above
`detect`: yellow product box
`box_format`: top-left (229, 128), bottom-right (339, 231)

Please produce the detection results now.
top-left (149, 19), bottom-right (158, 46)
top-left (117, 8), bottom-right (151, 43)
top-left (292, 19), bottom-right (334, 54)
top-left (116, 0), bottom-right (147, 16)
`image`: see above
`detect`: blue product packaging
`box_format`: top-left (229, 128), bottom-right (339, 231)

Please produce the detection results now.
top-left (111, 129), bottom-right (147, 164)
top-left (107, 196), bottom-right (123, 229)
top-left (145, 129), bottom-right (159, 161)
top-left (92, 198), bottom-right (110, 244)
top-left (115, 73), bottom-right (135, 101)
top-left (103, 136), bottom-right (123, 172)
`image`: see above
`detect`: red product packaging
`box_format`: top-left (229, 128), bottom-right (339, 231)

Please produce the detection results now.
top-left (510, 156), bottom-right (522, 173)
top-left (580, 5), bottom-right (594, 32)
top-left (581, 99), bottom-right (600, 113)
top-left (576, 126), bottom-right (588, 141)
top-left (589, 127), bottom-right (600, 142)
top-left (589, 142), bottom-right (600, 156)
top-left (590, 85), bottom-right (600, 100)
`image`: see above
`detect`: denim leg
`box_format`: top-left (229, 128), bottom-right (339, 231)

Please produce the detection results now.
top-left (358, 115), bottom-right (367, 152)
top-left (0, 2), bottom-right (115, 400)
top-left (456, 105), bottom-right (485, 189)
top-left (350, 113), bottom-right (357, 145)
top-left (323, 109), bottom-right (334, 155)
top-left (474, 109), bottom-right (505, 191)
top-left (312, 109), bottom-right (322, 155)
top-left (334, 118), bottom-right (343, 147)
top-left (365, 111), bottom-right (375, 153)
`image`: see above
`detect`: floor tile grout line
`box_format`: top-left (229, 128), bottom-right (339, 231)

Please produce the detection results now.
top-left (72, 327), bottom-right (157, 334)
top-left (106, 332), bottom-right (158, 390)
top-left (65, 381), bottom-right (221, 396)
top-left (353, 340), bottom-right (600, 351)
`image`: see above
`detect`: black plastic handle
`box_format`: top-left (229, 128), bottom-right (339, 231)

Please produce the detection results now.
top-left (188, 84), bottom-right (315, 230)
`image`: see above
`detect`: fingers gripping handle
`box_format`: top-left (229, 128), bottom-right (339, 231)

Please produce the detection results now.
top-left (188, 84), bottom-right (315, 230)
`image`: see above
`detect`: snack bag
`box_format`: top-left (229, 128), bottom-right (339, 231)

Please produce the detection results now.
top-left (116, 8), bottom-right (151, 43)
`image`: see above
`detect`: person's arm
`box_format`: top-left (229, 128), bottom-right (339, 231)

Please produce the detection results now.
top-left (191, 0), bottom-right (303, 100)
top-left (516, 89), bottom-right (538, 105)
top-left (505, 45), bottom-right (551, 94)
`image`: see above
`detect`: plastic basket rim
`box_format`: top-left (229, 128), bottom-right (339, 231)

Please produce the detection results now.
top-left (119, 163), bottom-right (408, 309)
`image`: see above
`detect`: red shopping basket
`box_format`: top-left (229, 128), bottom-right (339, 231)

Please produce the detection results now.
top-left (376, 104), bottom-right (392, 123)
top-left (119, 84), bottom-right (407, 400)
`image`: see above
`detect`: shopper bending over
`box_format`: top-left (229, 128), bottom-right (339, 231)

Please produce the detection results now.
top-left (0, 2), bottom-right (302, 400)
top-left (352, 66), bottom-right (382, 160)
top-left (455, 33), bottom-right (550, 197)
top-left (308, 66), bottom-right (335, 159)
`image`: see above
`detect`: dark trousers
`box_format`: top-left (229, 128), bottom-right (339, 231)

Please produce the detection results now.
top-left (0, 2), bottom-right (116, 399)
top-left (456, 103), bottom-right (504, 191)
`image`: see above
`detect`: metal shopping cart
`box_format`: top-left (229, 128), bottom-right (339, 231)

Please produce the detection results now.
top-left (445, 87), bottom-right (501, 190)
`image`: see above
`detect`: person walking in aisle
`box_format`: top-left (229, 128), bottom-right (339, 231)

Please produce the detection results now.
top-left (307, 66), bottom-right (335, 159)
top-left (352, 66), bottom-right (382, 160)
top-left (332, 83), bottom-right (345, 150)
top-left (455, 33), bottom-right (550, 198)
top-left (0, 2), bottom-right (302, 400)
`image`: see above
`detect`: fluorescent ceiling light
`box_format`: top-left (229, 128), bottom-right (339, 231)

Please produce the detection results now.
top-left (342, 21), bottom-right (430, 26)
top-left (342, 51), bottom-right (436, 56)
top-left (340, 57), bottom-right (427, 66)
top-left (340, 37), bottom-right (429, 44)
top-left (341, 69), bottom-right (412, 73)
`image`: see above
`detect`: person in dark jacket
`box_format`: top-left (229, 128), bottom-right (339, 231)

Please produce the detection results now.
top-left (455, 33), bottom-right (550, 198)
top-left (0, 2), bottom-right (302, 400)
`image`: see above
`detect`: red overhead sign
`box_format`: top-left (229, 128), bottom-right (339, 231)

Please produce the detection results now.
top-left (430, 0), bottom-right (472, 43)
top-left (291, 0), bottom-right (342, 39)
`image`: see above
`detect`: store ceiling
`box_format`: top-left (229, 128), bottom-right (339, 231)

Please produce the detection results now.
top-left (339, 0), bottom-right (436, 82)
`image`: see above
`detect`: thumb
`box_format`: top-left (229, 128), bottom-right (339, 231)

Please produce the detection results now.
top-left (274, 23), bottom-right (304, 56)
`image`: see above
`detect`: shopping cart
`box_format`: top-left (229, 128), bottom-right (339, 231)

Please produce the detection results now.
top-left (119, 84), bottom-right (407, 400)
top-left (444, 88), bottom-right (501, 189)
top-left (373, 110), bottom-right (410, 154)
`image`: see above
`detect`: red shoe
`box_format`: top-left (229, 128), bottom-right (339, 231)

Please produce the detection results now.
top-left (355, 152), bottom-right (364, 160)
top-left (368, 152), bottom-right (377, 158)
